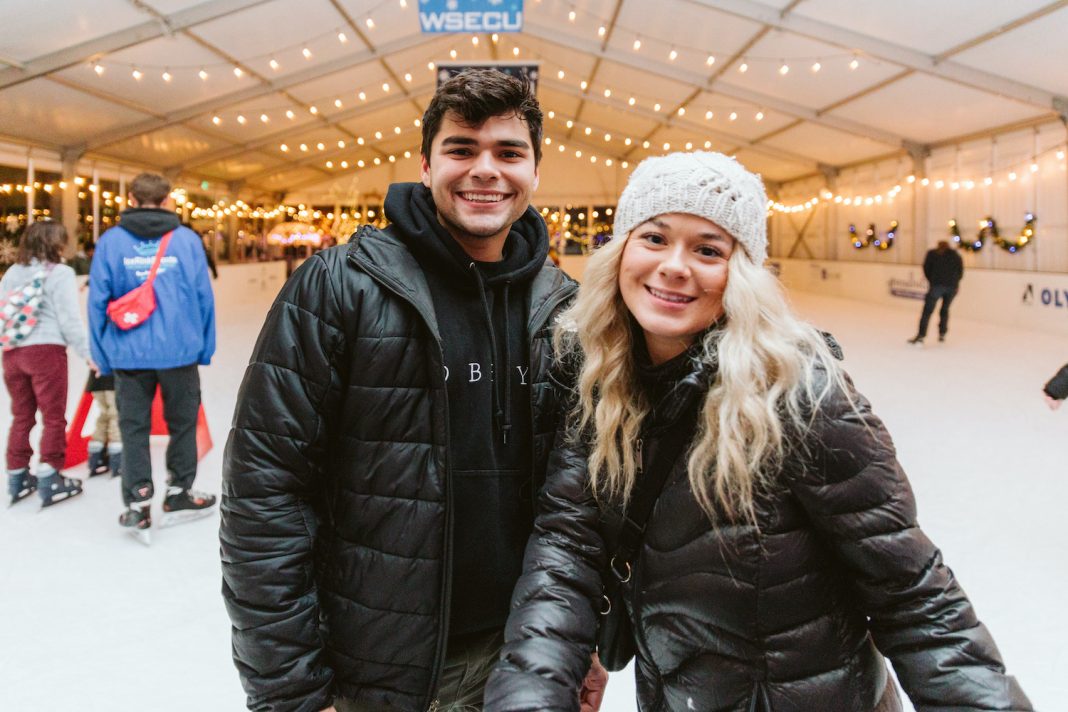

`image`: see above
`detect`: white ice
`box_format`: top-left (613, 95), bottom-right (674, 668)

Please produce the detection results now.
top-left (1, 266), bottom-right (1063, 712)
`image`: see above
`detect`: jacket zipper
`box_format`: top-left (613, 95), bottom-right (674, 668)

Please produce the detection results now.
top-left (349, 256), bottom-right (453, 710)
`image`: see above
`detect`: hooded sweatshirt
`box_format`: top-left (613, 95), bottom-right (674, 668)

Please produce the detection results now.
top-left (88, 208), bottom-right (215, 375)
top-left (384, 182), bottom-right (550, 638)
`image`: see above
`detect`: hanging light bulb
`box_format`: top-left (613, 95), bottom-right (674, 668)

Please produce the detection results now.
top-left (739, 62), bottom-right (748, 73)
top-left (633, 37), bottom-right (642, 51)
top-left (399, 0), bottom-right (407, 8)
top-left (779, 62), bottom-right (790, 75)
top-left (280, 143), bottom-right (289, 152)
top-left (755, 111), bottom-right (764, 121)
top-left (365, 17), bottom-right (375, 29)
top-left (706, 55), bottom-right (715, 66)
top-left (472, 36), bottom-right (479, 46)
top-left (580, 80), bottom-right (588, 90)
top-left (705, 110), bottom-right (713, 120)
top-left (428, 61), bottom-right (435, 70)
top-left (161, 69), bottom-right (172, 82)
top-left (382, 82), bottom-right (390, 92)
top-left (729, 111), bottom-right (738, 121)
top-left (93, 63), bottom-right (105, 76)
top-left (653, 103), bottom-right (661, 112)
top-left (512, 46), bottom-right (519, 56)
top-left (260, 113), bottom-right (269, 123)
top-left (404, 72), bottom-right (413, 82)
top-left (233, 66), bottom-right (244, 78)
top-left (236, 115), bottom-right (247, 124)
top-left (286, 109), bottom-right (295, 119)
top-left (269, 58), bottom-right (280, 71)
top-left (849, 57), bottom-right (860, 70)
top-left (198, 68), bottom-right (209, 80)
top-left (811, 61), bottom-right (821, 73)
top-left (603, 88), bottom-right (611, 97)
top-left (131, 68), bottom-right (143, 80)
top-left (212, 115), bottom-right (222, 125)
top-left (558, 69), bottom-right (565, 79)
top-left (337, 31), bottom-right (348, 43)
top-left (669, 48), bottom-right (678, 61)
top-left (628, 97), bottom-right (635, 106)
top-left (624, 137), bottom-right (632, 145)
top-left (450, 49), bottom-right (457, 59)
top-left (338, 140), bottom-right (346, 148)
top-left (598, 26), bottom-right (606, 37)
top-left (568, 9), bottom-right (576, 22)
top-left (584, 126), bottom-right (592, 135)
top-left (309, 105), bottom-right (318, 114)
top-left (677, 107), bottom-right (685, 116)
top-left (358, 91), bottom-right (367, 101)
top-left (302, 47), bottom-right (312, 59)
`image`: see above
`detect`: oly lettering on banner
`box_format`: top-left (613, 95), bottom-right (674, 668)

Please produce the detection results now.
top-left (419, 0), bottom-right (524, 33)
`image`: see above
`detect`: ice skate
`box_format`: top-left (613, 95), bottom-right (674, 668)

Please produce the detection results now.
top-left (7, 469), bottom-right (37, 507)
top-left (160, 486), bottom-right (217, 529)
top-left (907, 336), bottom-right (924, 346)
top-left (119, 502), bottom-right (152, 546)
top-left (120, 483), bottom-right (153, 546)
top-left (87, 446), bottom-right (110, 478)
top-left (108, 450), bottom-right (123, 480)
top-left (37, 472), bottom-right (83, 508)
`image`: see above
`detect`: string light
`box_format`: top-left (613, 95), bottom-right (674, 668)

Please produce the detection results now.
top-left (598, 26), bottom-right (606, 37)
top-left (729, 111), bottom-right (738, 121)
top-left (779, 62), bottom-right (790, 75)
top-left (93, 63), bottom-right (105, 76)
top-left (286, 109), bottom-right (295, 119)
top-left (568, 9), bottom-right (576, 22)
top-left (233, 66), bottom-right (244, 78)
top-left (236, 114), bottom-right (247, 125)
top-left (472, 36), bottom-right (479, 46)
top-left (198, 69), bottom-right (208, 80)
top-left (161, 70), bottom-right (172, 82)
top-left (131, 68), bottom-right (143, 80)
top-left (512, 47), bottom-right (519, 56)
top-left (269, 58), bottom-right (280, 71)
top-left (260, 113), bottom-right (269, 123)
top-left (739, 63), bottom-right (748, 73)
top-left (337, 31), bottom-right (347, 43)
top-left (382, 82), bottom-right (390, 92)
top-left (603, 88), bottom-right (611, 98)
top-left (705, 110), bottom-right (713, 120)
top-left (633, 37), bottom-right (641, 51)
top-left (669, 48), bottom-right (678, 61)
top-left (811, 61), bottom-right (821, 73)
top-left (358, 91), bottom-right (367, 101)
top-left (302, 47), bottom-right (312, 59)
top-left (706, 55), bottom-right (715, 66)
top-left (849, 57), bottom-right (860, 70)
top-left (334, 98), bottom-right (343, 108)
top-left (365, 17), bottom-right (375, 29)
top-left (212, 115), bottom-right (222, 125)
top-left (309, 105), bottom-right (318, 114)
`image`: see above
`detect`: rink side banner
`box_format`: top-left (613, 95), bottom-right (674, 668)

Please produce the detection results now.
top-left (774, 258), bottom-right (1068, 336)
top-left (435, 62), bottom-right (539, 91)
top-left (420, 0), bottom-right (523, 33)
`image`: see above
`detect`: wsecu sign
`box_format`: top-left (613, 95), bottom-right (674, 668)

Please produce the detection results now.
top-left (419, 0), bottom-right (524, 33)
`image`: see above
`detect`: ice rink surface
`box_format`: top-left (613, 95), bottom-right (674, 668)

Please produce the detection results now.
top-left (2, 264), bottom-right (1064, 712)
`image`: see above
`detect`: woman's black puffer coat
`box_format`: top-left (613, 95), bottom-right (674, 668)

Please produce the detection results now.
top-left (485, 351), bottom-right (1032, 712)
top-left (220, 228), bottom-right (576, 712)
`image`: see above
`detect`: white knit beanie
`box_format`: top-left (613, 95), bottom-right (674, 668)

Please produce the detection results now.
top-left (612, 151), bottom-right (768, 263)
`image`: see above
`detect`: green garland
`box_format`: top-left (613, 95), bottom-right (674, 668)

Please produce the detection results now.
top-left (994, 213), bottom-right (1036, 253)
top-left (950, 214), bottom-right (1035, 253)
top-left (849, 221), bottom-right (897, 250)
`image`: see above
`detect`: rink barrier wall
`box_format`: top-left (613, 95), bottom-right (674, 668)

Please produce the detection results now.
top-left (771, 258), bottom-right (1068, 336)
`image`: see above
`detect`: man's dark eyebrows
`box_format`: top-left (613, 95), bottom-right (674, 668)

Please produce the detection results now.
top-left (497, 139), bottom-right (531, 149)
top-left (440, 136), bottom-right (479, 147)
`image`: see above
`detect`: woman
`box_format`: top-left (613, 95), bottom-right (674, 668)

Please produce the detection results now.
top-left (2, 221), bottom-right (91, 507)
top-left (484, 152), bottom-right (1031, 711)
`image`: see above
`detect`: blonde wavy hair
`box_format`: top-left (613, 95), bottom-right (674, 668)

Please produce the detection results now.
top-left (557, 231), bottom-right (850, 523)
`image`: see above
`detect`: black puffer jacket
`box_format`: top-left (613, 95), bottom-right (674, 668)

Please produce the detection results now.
top-left (220, 226), bottom-right (576, 712)
top-left (1044, 363), bottom-right (1068, 400)
top-left (486, 347), bottom-right (1032, 712)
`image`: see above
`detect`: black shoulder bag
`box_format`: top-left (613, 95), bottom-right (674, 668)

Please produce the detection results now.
top-left (596, 423), bottom-right (692, 672)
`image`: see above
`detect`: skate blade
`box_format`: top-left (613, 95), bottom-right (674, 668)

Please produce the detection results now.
top-left (159, 508), bottom-right (215, 529)
top-left (126, 527), bottom-right (152, 547)
top-left (8, 489), bottom-right (37, 507)
top-left (39, 488), bottom-right (83, 509)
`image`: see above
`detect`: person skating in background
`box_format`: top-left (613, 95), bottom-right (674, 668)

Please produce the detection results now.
top-left (908, 240), bottom-right (964, 345)
top-left (88, 172), bottom-right (216, 544)
top-left (220, 69), bottom-right (598, 712)
top-left (1043, 362), bottom-right (1068, 410)
top-left (484, 152), bottom-right (1031, 712)
top-left (2, 221), bottom-right (94, 507)
top-left (84, 370), bottom-right (122, 478)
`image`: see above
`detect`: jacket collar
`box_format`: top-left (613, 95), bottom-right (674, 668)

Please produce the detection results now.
top-left (346, 223), bottom-right (576, 339)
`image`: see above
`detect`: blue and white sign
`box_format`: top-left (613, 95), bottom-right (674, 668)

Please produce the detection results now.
top-left (419, 0), bottom-right (524, 33)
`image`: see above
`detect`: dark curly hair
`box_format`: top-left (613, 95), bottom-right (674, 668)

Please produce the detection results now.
top-left (421, 69), bottom-right (543, 165)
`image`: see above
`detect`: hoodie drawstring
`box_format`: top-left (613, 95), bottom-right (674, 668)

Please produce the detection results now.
top-left (470, 264), bottom-right (511, 445)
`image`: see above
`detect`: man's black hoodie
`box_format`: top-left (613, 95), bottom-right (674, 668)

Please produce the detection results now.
top-left (383, 182), bottom-right (550, 638)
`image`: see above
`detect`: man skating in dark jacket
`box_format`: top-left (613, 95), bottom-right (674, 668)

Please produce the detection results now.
top-left (221, 70), bottom-right (592, 712)
top-left (908, 240), bottom-right (964, 345)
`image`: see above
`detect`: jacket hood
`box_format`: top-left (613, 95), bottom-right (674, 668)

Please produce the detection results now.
top-left (383, 182), bottom-right (548, 290)
top-left (119, 208), bottom-right (181, 239)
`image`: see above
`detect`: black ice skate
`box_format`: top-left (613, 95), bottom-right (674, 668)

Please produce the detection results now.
top-left (907, 336), bottom-right (924, 346)
top-left (8, 469), bottom-right (37, 507)
top-left (37, 473), bottom-right (83, 508)
top-left (160, 486), bottom-right (217, 529)
top-left (87, 447), bottom-right (110, 477)
top-left (119, 484), bottom-right (153, 546)
top-left (108, 450), bottom-right (123, 480)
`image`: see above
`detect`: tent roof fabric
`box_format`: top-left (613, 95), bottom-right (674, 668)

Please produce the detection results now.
top-left (1, 0), bottom-right (1065, 203)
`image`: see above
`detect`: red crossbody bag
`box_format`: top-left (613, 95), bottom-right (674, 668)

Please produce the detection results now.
top-left (106, 230), bottom-right (173, 330)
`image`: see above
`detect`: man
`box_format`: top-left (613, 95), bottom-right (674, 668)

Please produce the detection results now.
top-left (908, 240), bottom-right (964, 345)
top-left (88, 172), bottom-right (216, 543)
top-left (221, 70), bottom-right (602, 712)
